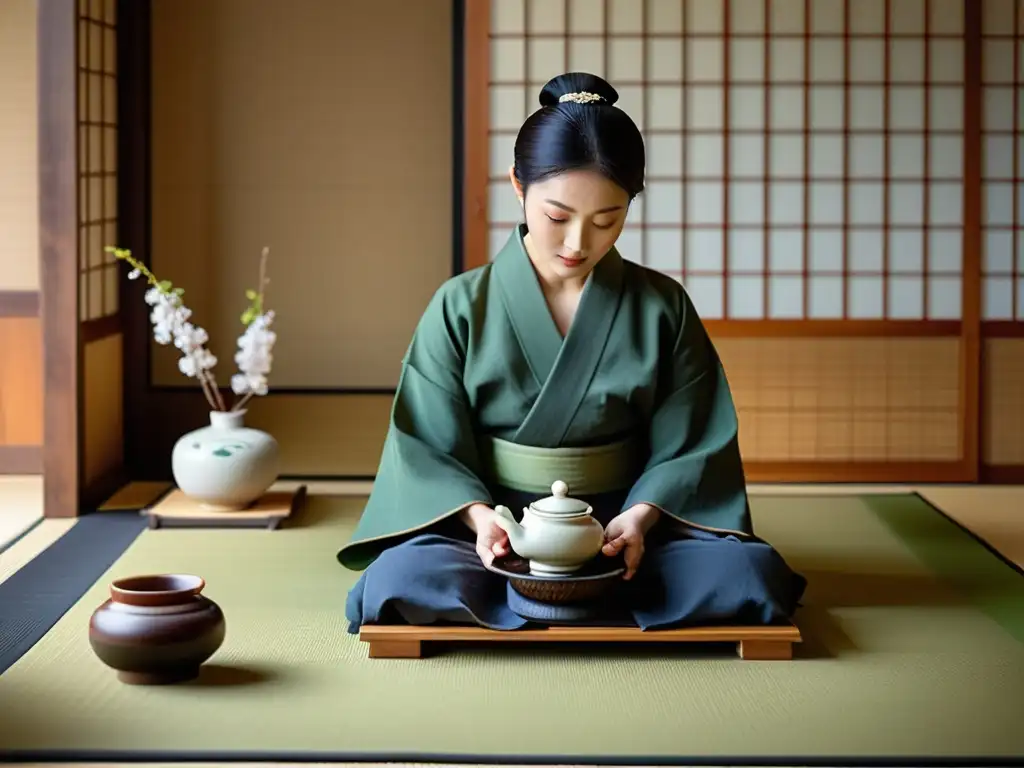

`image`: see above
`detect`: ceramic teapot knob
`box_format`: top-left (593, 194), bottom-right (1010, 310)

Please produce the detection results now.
top-left (551, 480), bottom-right (568, 498)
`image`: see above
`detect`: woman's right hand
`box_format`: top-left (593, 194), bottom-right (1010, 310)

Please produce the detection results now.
top-left (459, 503), bottom-right (511, 567)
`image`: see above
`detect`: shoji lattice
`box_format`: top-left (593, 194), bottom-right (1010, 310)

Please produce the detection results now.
top-left (486, 0), bottom-right (965, 321)
top-left (76, 0), bottom-right (118, 323)
top-left (981, 0), bottom-right (1022, 320)
top-left (980, 0), bottom-right (1024, 477)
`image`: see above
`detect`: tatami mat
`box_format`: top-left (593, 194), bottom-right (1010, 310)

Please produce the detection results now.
top-left (0, 493), bottom-right (1022, 763)
top-left (2, 479), bottom-right (1023, 581)
top-left (0, 475), bottom-right (44, 550)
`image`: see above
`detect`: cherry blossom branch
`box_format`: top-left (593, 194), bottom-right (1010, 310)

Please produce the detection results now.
top-left (106, 245), bottom-right (276, 414)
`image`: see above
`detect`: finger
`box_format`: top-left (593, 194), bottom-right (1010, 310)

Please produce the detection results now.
top-left (602, 535), bottom-right (627, 555)
top-left (492, 539), bottom-right (509, 555)
top-left (490, 527), bottom-right (509, 544)
top-left (623, 543), bottom-right (644, 580)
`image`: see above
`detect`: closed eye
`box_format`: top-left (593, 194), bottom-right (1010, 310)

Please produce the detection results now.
top-left (546, 215), bottom-right (616, 230)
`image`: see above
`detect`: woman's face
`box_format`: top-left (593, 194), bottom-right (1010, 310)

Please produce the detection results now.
top-left (510, 167), bottom-right (630, 281)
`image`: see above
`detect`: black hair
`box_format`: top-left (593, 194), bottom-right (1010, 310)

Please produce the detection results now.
top-left (512, 72), bottom-right (646, 200)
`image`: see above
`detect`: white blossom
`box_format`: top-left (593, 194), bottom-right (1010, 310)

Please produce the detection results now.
top-left (117, 244), bottom-right (276, 411)
top-left (174, 322), bottom-right (210, 353)
top-left (144, 289), bottom-right (217, 380)
top-left (232, 310), bottom-right (276, 397)
top-left (178, 349), bottom-right (217, 378)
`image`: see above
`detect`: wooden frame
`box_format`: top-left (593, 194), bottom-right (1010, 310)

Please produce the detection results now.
top-left (38, 0), bottom-right (79, 516)
top-left (28, 0), bottom-right (1022, 516)
top-left (35, 0), bottom-right (135, 516)
top-left (961, 0), bottom-right (983, 483)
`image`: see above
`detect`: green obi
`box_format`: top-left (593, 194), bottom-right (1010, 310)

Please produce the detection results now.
top-left (479, 435), bottom-right (641, 496)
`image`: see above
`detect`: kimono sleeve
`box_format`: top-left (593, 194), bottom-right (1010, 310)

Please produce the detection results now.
top-left (622, 289), bottom-right (756, 538)
top-left (336, 286), bottom-right (493, 570)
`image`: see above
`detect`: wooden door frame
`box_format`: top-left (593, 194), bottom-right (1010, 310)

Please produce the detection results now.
top-left (37, 0), bottom-right (143, 518)
top-left (38, 0), bottom-right (79, 518)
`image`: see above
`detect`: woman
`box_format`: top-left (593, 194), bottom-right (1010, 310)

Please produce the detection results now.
top-left (338, 72), bottom-right (806, 632)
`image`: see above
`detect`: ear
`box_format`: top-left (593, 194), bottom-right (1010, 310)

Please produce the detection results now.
top-left (508, 164), bottom-right (524, 206)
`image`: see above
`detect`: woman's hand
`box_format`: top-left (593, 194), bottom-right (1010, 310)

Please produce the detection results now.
top-left (459, 503), bottom-right (511, 567)
top-left (601, 503), bottom-right (661, 580)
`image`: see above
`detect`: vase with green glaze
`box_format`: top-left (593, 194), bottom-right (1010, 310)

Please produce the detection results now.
top-left (171, 409), bottom-right (279, 511)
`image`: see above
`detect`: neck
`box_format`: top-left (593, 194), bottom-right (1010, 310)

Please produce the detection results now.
top-left (523, 233), bottom-right (590, 294)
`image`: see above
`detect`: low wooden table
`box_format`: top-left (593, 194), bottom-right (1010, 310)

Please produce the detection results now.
top-left (359, 622), bottom-right (802, 660)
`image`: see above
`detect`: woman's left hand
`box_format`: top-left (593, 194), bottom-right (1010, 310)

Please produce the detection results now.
top-left (601, 503), bottom-right (661, 580)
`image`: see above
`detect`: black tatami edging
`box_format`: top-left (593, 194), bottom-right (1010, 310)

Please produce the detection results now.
top-left (0, 511), bottom-right (147, 676)
top-left (0, 749), bottom-right (1020, 766)
top-left (911, 491), bottom-right (1024, 580)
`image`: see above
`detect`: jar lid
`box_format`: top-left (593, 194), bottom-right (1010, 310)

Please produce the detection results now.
top-left (529, 481), bottom-right (590, 515)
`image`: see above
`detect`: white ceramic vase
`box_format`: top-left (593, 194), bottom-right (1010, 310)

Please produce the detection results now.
top-left (171, 409), bottom-right (280, 511)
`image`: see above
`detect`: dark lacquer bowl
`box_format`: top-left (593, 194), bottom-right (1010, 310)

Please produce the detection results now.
top-left (486, 554), bottom-right (625, 604)
top-left (88, 573), bottom-right (225, 685)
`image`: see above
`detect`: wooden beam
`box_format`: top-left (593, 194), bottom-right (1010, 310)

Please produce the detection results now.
top-left (0, 446), bottom-right (43, 474)
top-left (81, 314), bottom-right (122, 344)
top-left (38, 0), bottom-right (80, 518)
top-left (461, 0), bottom-right (489, 271)
top-left (960, 0), bottom-right (983, 483)
top-left (703, 320), bottom-right (961, 338)
top-left (982, 321), bottom-right (1024, 339)
top-left (0, 291), bottom-right (40, 317)
top-left (980, 465), bottom-right (1024, 484)
top-left (743, 460), bottom-right (970, 484)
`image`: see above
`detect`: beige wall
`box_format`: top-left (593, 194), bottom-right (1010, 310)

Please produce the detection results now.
top-left (0, 0), bottom-right (39, 291)
top-left (0, 0), bottom-right (42, 475)
top-left (149, 0), bottom-right (454, 390)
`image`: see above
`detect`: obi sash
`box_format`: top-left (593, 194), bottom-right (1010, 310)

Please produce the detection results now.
top-left (479, 435), bottom-right (641, 496)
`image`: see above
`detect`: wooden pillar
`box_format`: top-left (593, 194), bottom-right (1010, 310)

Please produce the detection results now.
top-left (38, 0), bottom-right (80, 518)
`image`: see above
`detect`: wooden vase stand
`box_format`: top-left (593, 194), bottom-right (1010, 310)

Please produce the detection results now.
top-left (359, 622), bottom-right (801, 661)
top-left (143, 484), bottom-right (307, 529)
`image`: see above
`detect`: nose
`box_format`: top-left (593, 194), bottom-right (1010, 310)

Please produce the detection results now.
top-left (564, 222), bottom-right (585, 254)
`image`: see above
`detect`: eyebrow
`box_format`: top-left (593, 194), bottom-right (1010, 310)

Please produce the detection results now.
top-left (544, 199), bottom-right (624, 214)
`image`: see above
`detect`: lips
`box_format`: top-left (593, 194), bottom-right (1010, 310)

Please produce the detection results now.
top-left (558, 255), bottom-right (585, 267)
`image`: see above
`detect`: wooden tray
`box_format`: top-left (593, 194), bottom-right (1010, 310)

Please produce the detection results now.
top-left (359, 622), bottom-right (802, 661)
top-left (143, 484), bottom-right (307, 530)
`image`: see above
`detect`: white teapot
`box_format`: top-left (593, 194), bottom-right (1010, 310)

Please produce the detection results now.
top-left (492, 480), bottom-right (605, 576)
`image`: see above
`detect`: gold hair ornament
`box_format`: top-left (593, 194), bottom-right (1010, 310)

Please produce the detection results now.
top-left (558, 91), bottom-right (605, 104)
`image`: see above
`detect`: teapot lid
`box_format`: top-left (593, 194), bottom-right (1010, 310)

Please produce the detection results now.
top-left (530, 481), bottom-right (589, 515)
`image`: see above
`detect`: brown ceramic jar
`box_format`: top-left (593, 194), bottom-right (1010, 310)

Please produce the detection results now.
top-left (89, 573), bottom-right (226, 685)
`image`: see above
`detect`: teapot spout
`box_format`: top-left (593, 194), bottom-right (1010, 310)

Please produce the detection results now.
top-left (492, 505), bottom-right (526, 552)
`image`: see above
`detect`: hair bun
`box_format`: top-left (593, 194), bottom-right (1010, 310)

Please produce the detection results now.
top-left (539, 72), bottom-right (619, 108)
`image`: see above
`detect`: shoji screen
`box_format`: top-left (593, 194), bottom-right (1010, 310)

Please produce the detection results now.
top-left (471, 0), bottom-right (973, 481)
top-left (980, 0), bottom-right (1023, 480)
top-left (78, 0), bottom-right (119, 326)
top-left (77, 0), bottom-right (125, 502)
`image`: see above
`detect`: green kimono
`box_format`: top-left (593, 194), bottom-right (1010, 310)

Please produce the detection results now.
top-left (340, 225), bottom-right (805, 631)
